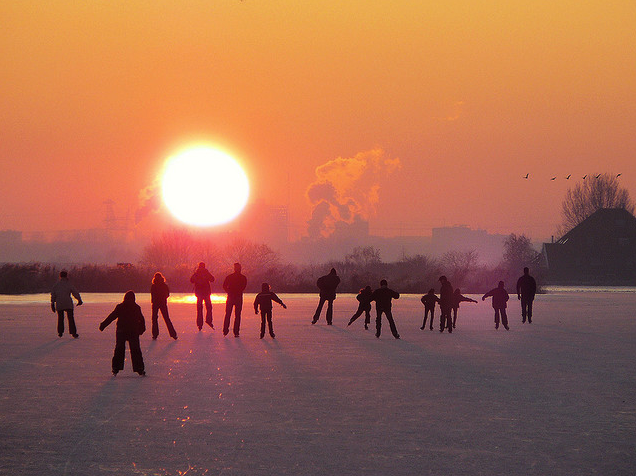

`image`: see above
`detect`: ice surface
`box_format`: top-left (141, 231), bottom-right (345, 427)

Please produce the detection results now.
top-left (1, 292), bottom-right (635, 475)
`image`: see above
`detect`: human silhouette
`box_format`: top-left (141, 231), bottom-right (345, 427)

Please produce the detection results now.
top-left (99, 291), bottom-right (146, 376)
top-left (50, 270), bottom-right (83, 338)
top-left (482, 281), bottom-right (510, 330)
top-left (348, 285), bottom-right (373, 329)
top-left (451, 288), bottom-right (478, 329)
top-left (370, 279), bottom-right (400, 339)
top-left (516, 267), bottom-right (537, 324)
top-left (190, 262), bottom-right (215, 331)
top-left (438, 275), bottom-right (454, 333)
top-left (420, 288), bottom-right (440, 330)
top-left (223, 262), bottom-right (247, 337)
top-left (253, 282), bottom-right (286, 339)
top-left (311, 268), bottom-right (340, 325)
top-left (150, 272), bottom-right (177, 340)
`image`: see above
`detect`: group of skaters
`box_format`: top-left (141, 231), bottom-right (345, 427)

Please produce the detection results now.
top-left (49, 264), bottom-right (536, 376)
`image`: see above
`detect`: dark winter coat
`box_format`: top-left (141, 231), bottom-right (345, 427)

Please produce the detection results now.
top-left (254, 291), bottom-right (284, 313)
top-left (516, 274), bottom-right (537, 299)
top-left (151, 281), bottom-right (170, 305)
top-left (370, 286), bottom-right (400, 311)
top-left (482, 287), bottom-right (510, 309)
top-left (100, 294), bottom-right (146, 336)
top-left (223, 272), bottom-right (247, 297)
top-left (356, 287), bottom-right (373, 311)
top-left (316, 270), bottom-right (340, 300)
top-left (420, 293), bottom-right (440, 310)
top-left (190, 268), bottom-right (215, 296)
top-left (439, 281), bottom-right (454, 310)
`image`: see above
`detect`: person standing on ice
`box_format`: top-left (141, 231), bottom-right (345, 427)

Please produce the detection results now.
top-left (150, 272), bottom-right (177, 340)
top-left (190, 262), bottom-right (215, 331)
top-left (482, 281), bottom-right (510, 330)
top-left (370, 279), bottom-right (400, 339)
top-left (451, 288), bottom-right (478, 329)
top-left (438, 275), bottom-right (454, 333)
top-left (516, 267), bottom-right (537, 324)
top-left (253, 282), bottom-right (286, 339)
top-left (223, 262), bottom-right (247, 337)
top-left (99, 291), bottom-right (146, 376)
top-left (50, 270), bottom-right (83, 338)
top-left (311, 268), bottom-right (340, 325)
top-left (348, 285), bottom-right (373, 330)
top-left (420, 288), bottom-right (440, 330)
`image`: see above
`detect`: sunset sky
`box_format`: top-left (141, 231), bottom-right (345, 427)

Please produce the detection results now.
top-left (2, 1), bottom-right (635, 242)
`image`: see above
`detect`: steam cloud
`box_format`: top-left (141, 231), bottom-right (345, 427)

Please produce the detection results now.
top-left (135, 182), bottom-right (162, 224)
top-left (306, 149), bottom-right (401, 238)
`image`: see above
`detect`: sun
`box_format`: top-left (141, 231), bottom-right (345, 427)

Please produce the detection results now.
top-left (161, 146), bottom-right (250, 227)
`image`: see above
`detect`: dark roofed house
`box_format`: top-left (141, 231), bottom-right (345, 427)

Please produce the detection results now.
top-left (542, 208), bottom-right (636, 284)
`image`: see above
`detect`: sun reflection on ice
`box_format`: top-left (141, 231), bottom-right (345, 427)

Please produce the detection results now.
top-left (170, 294), bottom-right (227, 304)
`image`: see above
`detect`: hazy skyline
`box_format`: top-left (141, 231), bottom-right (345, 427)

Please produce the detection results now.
top-left (2, 2), bottom-right (635, 241)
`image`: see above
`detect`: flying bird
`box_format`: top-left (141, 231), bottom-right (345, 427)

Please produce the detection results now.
top-left (550, 176), bottom-right (556, 181)
top-left (595, 174), bottom-right (602, 178)
top-left (523, 173), bottom-right (529, 179)
top-left (583, 174), bottom-right (587, 179)
top-left (565, 174), bottom-right (571, 179)
top-left (617, 173), bottom-right (622, 177)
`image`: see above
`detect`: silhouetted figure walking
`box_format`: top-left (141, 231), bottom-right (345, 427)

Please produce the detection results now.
top-left (50, 270), bottom-right (83, 338)
top-left (254, 283), bottom-right (286, 339)
top-left (370, 279), bottom-right (400, 339)
top-left (99, 291), bottom-right (146, 376)
top-left (190, 262), bottom-right (215, 331)
top-left (420, 288), bottom-right (440, 330)
top-left (482, 281), bottom-right (510, 330)
top-left (451, 288), bottom-right (478, 329)
top-left (438, 275), bottom-right (454, 333)
top-left (223, 262), bottom-right (247, 337)
top-left (150, 272), bottom-right (177, 340)
top-left (311, 268), bottom-right (340, 325)
top-left (516, 267), bottom-right (537, 323)
top-left (348, 285), bottom-right (373, 329)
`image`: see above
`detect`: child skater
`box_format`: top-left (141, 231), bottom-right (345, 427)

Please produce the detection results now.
top-left (99, 291), bottom-right (146, 376)
top-left (348, 285), bottom-right (373, 329)
top-left (482, 281), bottom-right (510, 330)
top-left (451, 288), bottom-right (478, 329)
top-left (420, 288), bottom-right (440, 330)
top-left (150, 272), bottom-right (177, 340)
top-left (253, 283), bottom-right (287, 339)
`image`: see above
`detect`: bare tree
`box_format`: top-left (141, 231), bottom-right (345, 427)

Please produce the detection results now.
top-left (440, 249), bottom-right (479, 288)
top-left (561, 173), bottom-right (634, 234)
top-left (503, 234), bottom-right (539, 271)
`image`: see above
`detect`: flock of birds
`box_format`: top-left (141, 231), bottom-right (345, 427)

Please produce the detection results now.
top-left (523, 173), bottom-right (622, 180)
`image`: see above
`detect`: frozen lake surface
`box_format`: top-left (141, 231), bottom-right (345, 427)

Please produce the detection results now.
top-left (1, 292), bottom-right (635, 475)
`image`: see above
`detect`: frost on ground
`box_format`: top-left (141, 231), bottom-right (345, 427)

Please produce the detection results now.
top-left (0, 292), bottom-right (635, 475)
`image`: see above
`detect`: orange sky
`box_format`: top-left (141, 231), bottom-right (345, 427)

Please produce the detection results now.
top-left (1, 1), bottom-right (635, 242)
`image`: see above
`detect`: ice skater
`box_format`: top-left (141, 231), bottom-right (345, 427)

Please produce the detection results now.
top-left (190, 262), bottom-right (215, 331)
top-left (50, 270), bottom-right (83, 338)
top-left (370, 279), bottom-right (400, 339)
top-left (311, 268), bottom-right (341, 325)
top-left (150, 272), bottom-right (177, 340)
top-left (253, 283), bottom-right (286, 339)
top-left (223, 262), bottom-right (247, 337)
top-left (348, 285), bottom-right (373, 329)
top-left (451, 288), bottom-right (478, 329)
top-left (420, 288), bottom-right (440, 330)
top-left (438, 275), bottom-right (454, 333)
top-left (99, 291), bottom-right (146, 376)
top-left (516, 267), bottom-right (537, 323)
top-left (482, 281), bottom-right (510, 330)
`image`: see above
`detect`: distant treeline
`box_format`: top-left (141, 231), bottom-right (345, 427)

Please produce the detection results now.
top-left (0, 236), bottom-right (543, 295)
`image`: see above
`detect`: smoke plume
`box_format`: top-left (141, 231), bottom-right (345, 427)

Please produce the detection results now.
top-left (135, 181), bottom-right (162, 224)
top-left (306, 149), bottom-right (401, 238)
